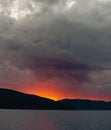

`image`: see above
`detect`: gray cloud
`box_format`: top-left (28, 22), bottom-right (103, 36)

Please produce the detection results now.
top-left (0, 0), bottom-right (111, 99)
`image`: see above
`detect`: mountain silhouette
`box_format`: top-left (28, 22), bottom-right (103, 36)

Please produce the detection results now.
top-left (0, 88), bottom-right (111, 110)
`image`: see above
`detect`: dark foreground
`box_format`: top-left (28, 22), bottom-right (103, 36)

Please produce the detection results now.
top-left (0, 88), bottom-right (111, 110)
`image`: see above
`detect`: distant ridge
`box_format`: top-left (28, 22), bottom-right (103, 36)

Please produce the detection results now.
top-left (0, 88), bottom-right (111, 110)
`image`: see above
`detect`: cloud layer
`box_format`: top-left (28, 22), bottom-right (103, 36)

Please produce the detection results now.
top-left (0, 0), bottom-right (111, 100)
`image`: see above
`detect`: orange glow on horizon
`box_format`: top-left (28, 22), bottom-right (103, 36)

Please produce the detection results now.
top-left (23, 88), bottom-right (111, 102)
top-left (21, 83), bottom-right (67, 101)
top-left (22, 88), bottom-right (108, 102)
top-left (30, 91), bottom-right (61, 101)
top-left (6, 81), bottom-right (111, 102)
top-left (24, 88), bottom-right (111, 102)
top-left (26, 87), bottom-right (65, 101)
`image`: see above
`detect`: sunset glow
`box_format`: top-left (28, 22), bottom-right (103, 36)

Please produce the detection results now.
top-left (22, 83), bottom-right (66, 101)
top-left (13, 81), bottom-right (111, 102)
top-left (26, 90), bottom-right (111, 102)
top-left (29, 90), bottom-right (61, 101)
top-left (0, 0), bottom-right (111, 103)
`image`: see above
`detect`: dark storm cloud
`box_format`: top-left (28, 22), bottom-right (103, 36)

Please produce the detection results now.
top-left (20, 57), bottom-right (90, 83)
top-left (1, 0), bottom-right (111, 99)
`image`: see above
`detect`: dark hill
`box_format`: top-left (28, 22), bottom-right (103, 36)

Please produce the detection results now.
top-left (57, 99), bottom-right (108, 110)
top-left (0, 88), bottom-right (56, 109)
top-left (0, 88), bottom-right (111, 110)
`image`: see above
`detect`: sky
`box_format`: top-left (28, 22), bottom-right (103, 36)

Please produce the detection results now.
top-left (0, 0), bottom-right (111, 101)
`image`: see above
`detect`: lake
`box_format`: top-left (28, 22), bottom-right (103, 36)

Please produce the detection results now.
top-left (0, 110), bottom-right (111, 130)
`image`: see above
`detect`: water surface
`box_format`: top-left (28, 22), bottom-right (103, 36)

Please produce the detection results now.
top-left (0, 110), bottom-right (111, 130)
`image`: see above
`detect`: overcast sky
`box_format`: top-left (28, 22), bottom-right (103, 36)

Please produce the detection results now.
top-left (0, 0), bottom-right (111, 100)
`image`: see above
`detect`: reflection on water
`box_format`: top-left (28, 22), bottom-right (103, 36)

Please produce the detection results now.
top-left (0, 110), bottom-right (111, 130)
